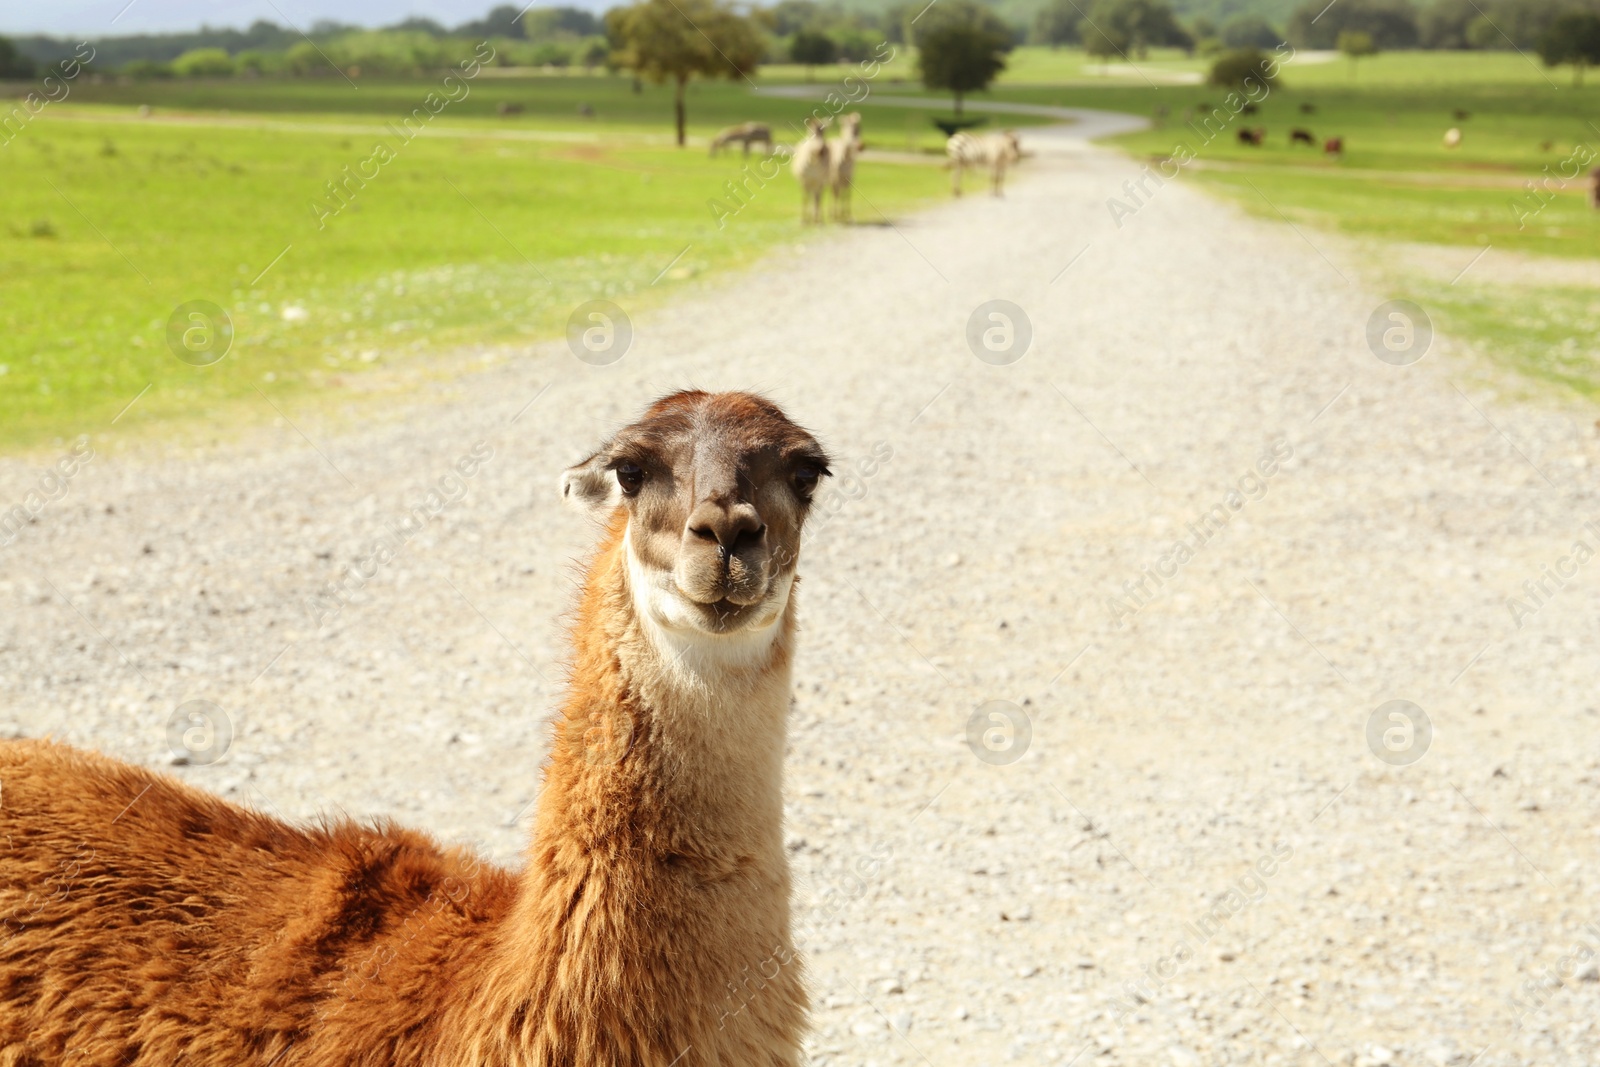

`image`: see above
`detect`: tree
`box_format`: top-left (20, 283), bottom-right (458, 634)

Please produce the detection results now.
top-left (1078, 0), bottom-right (1192, 60)
top-left (1032, 0), bottom-right (1082, 46)
top-left (607, 0), bottom-right (764, 147)
top-left (790, 29), bottom-right (837, 79)
top-left (1337, 28), bottom-right (1376, 76)
top-left (768, 0), bottom-right (822, 36)
top-left (454, 4), bottom-right (528, 39)
top-left (1286, 0), bottom-right (1418, 49)
top-left (915, 0), bottom-right (1013, 115)
top-left (580, 39), bottom-right (610, 70)
top-left (0, 36), bottom-right (36, 79)
top-left (1207, 46), bottom-right (1279, 89)
top-left (1221, 14), bottom-right (1282, 47)
top-left (171, 47), bottom-right (236, 77)
top-left (1417, 0), bottom-right (1477, 48)
top-left (1539, 11), bottom-right (1600, 86)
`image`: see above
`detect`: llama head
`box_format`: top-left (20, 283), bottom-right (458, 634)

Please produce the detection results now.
top-left (563, 391), bottom-right (831, 641)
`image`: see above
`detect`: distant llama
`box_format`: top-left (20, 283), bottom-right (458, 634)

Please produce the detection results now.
top-left (709, 121), bottom-right (773, 157)
top-left (791, 116), bottom-right (831, 223)
top-left (947, 129), bottom-right (1022, 197)
top-left (829, 112), bottom-right (863, 223)
top-left (0, 390), bottom-right (834, 1067)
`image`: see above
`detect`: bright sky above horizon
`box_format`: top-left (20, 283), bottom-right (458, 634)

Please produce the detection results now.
top-left (0, 0), bottom-right (606, 37)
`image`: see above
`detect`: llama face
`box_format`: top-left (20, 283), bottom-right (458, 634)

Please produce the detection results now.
top-left (563, 391), bottom-right (831, 638)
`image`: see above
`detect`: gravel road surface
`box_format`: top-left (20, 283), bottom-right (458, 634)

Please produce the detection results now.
top-left (3, 116), bottom-right (1599, 1067)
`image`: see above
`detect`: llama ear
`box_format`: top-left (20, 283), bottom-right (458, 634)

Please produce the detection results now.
top-left (560, 453), bottom-right (619, 512)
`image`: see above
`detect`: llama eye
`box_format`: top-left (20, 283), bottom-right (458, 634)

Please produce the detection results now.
top-left (616, 464), bottom-right (644, 496)
top-left (793, 467), bottom-right (820, 497)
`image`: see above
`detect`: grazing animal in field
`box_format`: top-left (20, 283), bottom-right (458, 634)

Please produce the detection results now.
top-left (1300, 102), bottom-right (1317, 114)
top-left (0, 390), bottom-right (834, 1067)
top-left (1590, 166), bottom-right (1600, 209)
top-left (829, 112), bottom-right (863, 222)
top-left (1290, 128), bottom-right (1316, 146)
top-left (709, 121), bottom-right (774, 157)
top-left (1237, 126), bottom-right (1265, 146)
top-left (791, 116), bottom-right (831, 223)
top-left (1443, 127), bottom-right (1462, 149)
top-left (1242, 102), bottom-right (1259, 115)
top-left (1324, 136), bottom-right (1344, 156)
top-left (947, 129), bottom-right (1022, 197)
top-left (496, 102), bottom-right (524, 116)
top-left (1454, 108), bottom-right (1471, 121)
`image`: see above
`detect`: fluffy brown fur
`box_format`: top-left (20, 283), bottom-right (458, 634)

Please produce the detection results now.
top-left (0, 391), bottom-right (825, 1067)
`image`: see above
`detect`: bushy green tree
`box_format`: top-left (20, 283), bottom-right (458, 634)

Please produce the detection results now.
top-left (607, 0), bottom-right (764, 146)
top-left (769, 0), bottom-right (823, 35)
top-left (171, 47), bottom-right (236, 76)
top-left (1539, 10), bottom-right (1600, 84)
top-left (915, 0), bottom-right (1013, 114)
top-left (0, 36), bottom-right (36, 79)
top-left (1221, 14), bottom-right (1282, 47)
top-left (1080, 0), bottom-right (1192, 59)
top-left (1287, 0), bottom-right (1418, 49)
top-left (1338, 27), bottom-right (1376, 75)
top-left (1207, 46), bottom-right (1279, 89)
top-left (1032, 0), bottom-right (1082, 46)
top-left (455, 5), bottom-right (529, 39)
top-left (790, 28), bottom-right (837, 77)
top-left (1417, 0), bottom-right (1477, 48)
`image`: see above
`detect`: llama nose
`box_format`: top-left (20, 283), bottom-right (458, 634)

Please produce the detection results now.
top-left (687, 501), bottom-right (765, 554)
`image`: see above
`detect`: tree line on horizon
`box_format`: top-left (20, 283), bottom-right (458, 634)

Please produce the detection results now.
top-left (4, 0), bottom-right (1599, 147)
top-left (7, 0), bottom-right (1600, 75)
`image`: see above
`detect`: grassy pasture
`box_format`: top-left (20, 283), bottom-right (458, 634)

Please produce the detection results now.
top-left (4, 49), bottom-right (1598, 449)
top-left (0, 74), bottom-right (964, 451)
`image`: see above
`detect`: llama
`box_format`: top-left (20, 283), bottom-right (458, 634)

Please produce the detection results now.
top-left (790, 117), bottom-right (831, 224)
top-left (828, 112), bottom-right (863, 223)
top-left (947, 129), bottom-right (1022, 197)
top-left (1589, 165), bottom-right (1600, 210)
top-left (709, 122), bottom-right (773, 157)
top-left (1443, 126), bottom-right (1462, 149)
top-left (0, 390), bottom-right (833, 1067)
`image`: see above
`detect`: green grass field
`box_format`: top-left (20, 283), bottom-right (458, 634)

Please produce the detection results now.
top-left (3, 49), bottom-right (1598, 450)
top-left (0, 74), bottom-right (962, 450)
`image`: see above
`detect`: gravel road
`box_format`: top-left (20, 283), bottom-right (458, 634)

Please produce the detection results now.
top-left (3, 116), bottom-right (1600, 1067)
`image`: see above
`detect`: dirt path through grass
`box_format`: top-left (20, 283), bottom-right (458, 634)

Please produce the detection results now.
top-left (3, 122), bottom-right (1598, 1066)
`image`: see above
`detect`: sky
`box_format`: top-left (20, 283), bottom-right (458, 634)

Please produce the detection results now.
top-left (0, 0), bottom-right (607, 36)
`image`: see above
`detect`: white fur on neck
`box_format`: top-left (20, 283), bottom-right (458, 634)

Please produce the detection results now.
top-left (623, 528), bottom-right (794, 682)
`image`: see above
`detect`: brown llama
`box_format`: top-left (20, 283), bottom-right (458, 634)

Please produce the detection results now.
top-left (0, 390), bottom-right (834, 1067)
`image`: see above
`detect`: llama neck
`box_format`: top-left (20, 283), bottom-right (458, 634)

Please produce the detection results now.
top-left (443, 517), bottom-right (807, 1062)
top-left (444, 518), bottom-right (806, 1062)
top-left (533, 518), bottom-right (796, 856)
